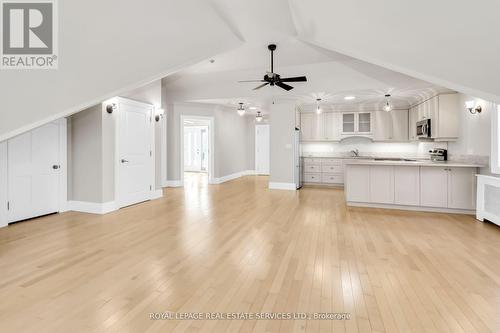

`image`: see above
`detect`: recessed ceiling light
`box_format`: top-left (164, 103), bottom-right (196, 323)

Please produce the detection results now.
top-left (344, 96), bottom-right (356, 100)
top-left (249, 106), bottom-right (257, 110)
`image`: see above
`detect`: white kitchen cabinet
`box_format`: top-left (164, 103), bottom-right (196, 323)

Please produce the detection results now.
top-left (394, 166), bottom-right (420, 206)
top-left (342, 113), bottom-right (356, 134)
top-left (300, 113), bottom-right (314, 141)
top-left (303, 158), bottom-right (345, 185)
top-left (408, 106), bottom-right (418, 141)
top-left (409, 94), bottom-right (459, 141)
top-left (346, 165), bottom-right (370, 202)
top-left (370, 166), bottom-right (394, 204)
top-left (373, 110), bottom-right (408, 141)
top-left (341, 112), bottom-right (372, 136)
top-left (391, 110), bottom-right (409, 141)
top-left (448, 167), bottom-right (476, 210)
top-left (420, 167), bottom-right (449, 207)
top-left (323, 112), bottom-right (340, 141)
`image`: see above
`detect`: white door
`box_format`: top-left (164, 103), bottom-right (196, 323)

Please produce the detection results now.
top-left (118, 100), bottom-right (154, 208)
top-left (8, 122), bottom-right (61, 223)
top-left (255, 124), bottom-right (270, 175)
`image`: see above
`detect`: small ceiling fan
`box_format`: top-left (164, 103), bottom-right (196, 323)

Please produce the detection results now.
top-left (239, 44), bottom-right (307, 91)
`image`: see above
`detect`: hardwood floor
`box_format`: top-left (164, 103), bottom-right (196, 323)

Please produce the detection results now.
top-left (1, 176), bottom-right (500, 332)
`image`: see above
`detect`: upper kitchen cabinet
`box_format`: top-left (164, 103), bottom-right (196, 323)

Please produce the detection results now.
top-left (300, 112), bottom-right (340, 141)
top-left (341, 112), bottom-right (372, 137)
top-left (409, 93), bottom-right (459, 141)
top-left (373, 110), bottom-right (409, 141)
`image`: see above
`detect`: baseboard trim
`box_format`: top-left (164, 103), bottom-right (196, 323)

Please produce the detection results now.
top-left (269, 182), bottom-right (297, 191)
top-left (166, 180), bottom-right (183, 187)
top-left (151, 189), bottom-right (164, 200)
top-left (213, 170), bottom-right (256, 185)
top-left (346, 201), bottom-right (476, 215)
top-left (68, 200), bottom-right (117, 215)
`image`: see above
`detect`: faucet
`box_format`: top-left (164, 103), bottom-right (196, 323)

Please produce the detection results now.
top-left (351, 149), bottom-right (359, 157)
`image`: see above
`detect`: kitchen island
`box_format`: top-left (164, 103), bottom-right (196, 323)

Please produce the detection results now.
top-left (344, 160), bottom-right (484, 214)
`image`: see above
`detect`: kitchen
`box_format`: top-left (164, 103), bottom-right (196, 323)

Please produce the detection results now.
top-left (299, 92), bottom-right (492, 215)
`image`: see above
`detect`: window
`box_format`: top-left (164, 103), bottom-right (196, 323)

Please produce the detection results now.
top-left (492, 105), bottom-right (500, 174)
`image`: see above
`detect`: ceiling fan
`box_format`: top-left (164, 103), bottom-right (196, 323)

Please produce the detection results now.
top-left (239, 44), bottom-right (307, 91)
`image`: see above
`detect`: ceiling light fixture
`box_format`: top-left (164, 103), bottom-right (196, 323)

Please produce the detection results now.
top-left (249, 106), bottom-right (257, 110)
top-left (465, 100), bottom-right (482, 114)
top-left (344, 96), bottom-right (356, 100)
top-left (237, 102), bottom-right (245, 116)
top-left (255, 111), bottom-right (263, 122)
top-left (316, 98), bottom-right (322, 114)
top-left (383, 94), bottom-right (393, 112)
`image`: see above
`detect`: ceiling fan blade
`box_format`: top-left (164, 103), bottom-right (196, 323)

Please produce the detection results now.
top-left (253, 83), bottom-right (269, 90)
top-left (276, 82), bottom-right (294, 91)
top-left (238, 79), bottom-right (266, 83)
top-left (280, 76), bottom-right (307, 82)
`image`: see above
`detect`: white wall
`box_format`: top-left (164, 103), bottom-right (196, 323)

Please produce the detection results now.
top-left (448, 94), bottom-right (493, 159)
top-left (165, 102), bottom-right (251, 182)
top-left (269, 103), bottom-right (296, 185)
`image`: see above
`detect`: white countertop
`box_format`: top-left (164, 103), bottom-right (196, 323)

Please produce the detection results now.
top-left (344, 160), bottom-right (484, 168)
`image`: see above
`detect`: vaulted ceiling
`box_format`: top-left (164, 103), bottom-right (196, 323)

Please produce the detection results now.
top-left (2, 0), bottom-right (498, 140)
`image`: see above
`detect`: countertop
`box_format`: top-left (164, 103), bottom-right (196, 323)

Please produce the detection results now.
top-left (343, 160), bottom-right (484, 168)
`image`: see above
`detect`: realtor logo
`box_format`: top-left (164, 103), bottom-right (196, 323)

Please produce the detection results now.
top-left (1, 0), bottom-right (58, 69)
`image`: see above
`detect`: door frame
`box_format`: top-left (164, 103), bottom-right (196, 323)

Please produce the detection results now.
top-left (180, 115), bottom-right (214, 186)
top-left (113, 97), bottom-right (156, 209)
top-left (0, 118), bottom-right (67, 227)
top-left (255, 124), bottom-right (270, 175)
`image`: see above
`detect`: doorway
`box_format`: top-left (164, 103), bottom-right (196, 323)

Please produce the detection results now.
top-left (255, 124), bottom-right (270, 175)
top-left (181, 116), bottom-right (214, 187)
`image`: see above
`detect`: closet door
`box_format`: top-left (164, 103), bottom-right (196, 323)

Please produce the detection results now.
top-left (8, 122), bottom-right (61, 223)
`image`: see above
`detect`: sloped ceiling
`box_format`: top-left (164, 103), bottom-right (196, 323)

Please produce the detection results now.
top-left (0, 0), bottom-right (242, 141)
top-left (289, 0), bottom-right (500, 104)
top-left (163, 0), bottom-right (450, 112)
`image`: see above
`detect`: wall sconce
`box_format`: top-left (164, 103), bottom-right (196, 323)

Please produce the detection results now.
top-left (106, 103), bottom-right (117, 114)
top-left (155, 108), bottom-right (165, 122)
top-left (465, 100), bottom-right (482, 114)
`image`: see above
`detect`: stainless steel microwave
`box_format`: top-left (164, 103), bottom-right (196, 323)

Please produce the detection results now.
top-left (416, 119), bottom-right (431, 138)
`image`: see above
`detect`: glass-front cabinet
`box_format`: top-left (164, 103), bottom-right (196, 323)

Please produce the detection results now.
top-left (342, 112), bottom-right (372, 136)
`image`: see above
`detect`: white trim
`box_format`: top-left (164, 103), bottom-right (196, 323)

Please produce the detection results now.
top-left (180, 115), bottom-right (215, 186)
top-left (151, 189), bottom-right (164, 200)
top-left (269, 182), bottom-right (297, 191)
top-left (212, 170), bottom-right (256, 185)
top-left (346, 201), bottom-right (475, 215)
top-left (68, 201), bottom-right (117, 215)
top-left (0, 142), bottom-right (7, 228)
top-left (161, 115), bottom-right (168, 187)
top-left (492, 105), bottom-right (500, 175)
top-left (57, 118), bottom-right (69, 213)
top-left (113, 97), bottom-right (156, 209)
top-left (166, 180), bottom-right (183, 187)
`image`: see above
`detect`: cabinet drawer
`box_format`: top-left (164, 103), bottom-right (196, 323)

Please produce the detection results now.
top-left (322, 174), bottom-right (344, 184)
top-left (304, 164), bottom-right (321, 172)
top-left (304, 173), bottom-right (322, 183)
top-left (321, 158), bottom-right (342, 166)
top-left (321, 164), bottom-right (343, 173)
top-left (303, 158), bottom-right (323, 164)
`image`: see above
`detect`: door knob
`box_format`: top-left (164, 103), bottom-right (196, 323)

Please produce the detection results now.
top-left (121, 159), bottom-right (129, 163)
